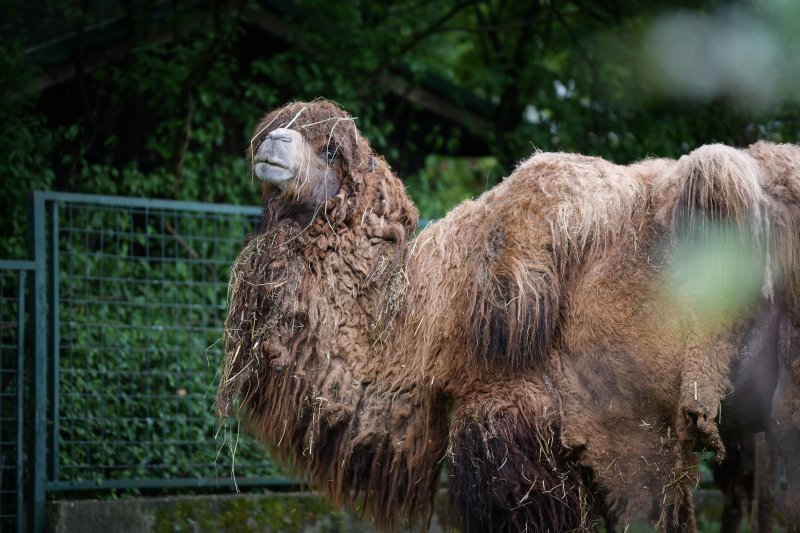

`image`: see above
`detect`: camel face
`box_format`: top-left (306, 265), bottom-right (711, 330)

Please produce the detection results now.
top-left (252, 124), bottom-right (343, 210)
top-left (253, 127), bottom-right (305, 185)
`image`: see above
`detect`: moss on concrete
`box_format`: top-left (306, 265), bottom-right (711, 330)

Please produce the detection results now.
top-left (155, 493), bottom-right (371, 533)
top-left (48, 492), bottom-right (377, 533)
top-left (51, 487), bottom-right (778, 532)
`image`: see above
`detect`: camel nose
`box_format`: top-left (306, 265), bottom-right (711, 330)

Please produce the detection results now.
top-left (268, 128), bottom-right (294, 143)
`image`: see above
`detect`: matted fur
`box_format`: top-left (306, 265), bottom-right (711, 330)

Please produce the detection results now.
top-left (219, 101), bottom-right (440, 528)
top-left (448, 383), bottom-right (594, 532)
top-left (219, 100), bottom-right (800, 531)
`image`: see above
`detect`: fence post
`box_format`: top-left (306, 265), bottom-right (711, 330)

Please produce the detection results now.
top-left (27, 192), bottom-right (47, 533)
top-left (17, 269), bottom-right (28, 533)
top-left (48, 201), bottom-right (59, 481)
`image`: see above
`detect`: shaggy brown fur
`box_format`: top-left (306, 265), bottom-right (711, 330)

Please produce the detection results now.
top-left (218, 100), bottom-right (800, 531)
top-left (448, 383), bottom-right (591, 532)
top-left (218, 101), bottom-right (441, 528)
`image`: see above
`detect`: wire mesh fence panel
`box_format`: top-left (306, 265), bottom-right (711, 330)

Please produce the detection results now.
top-left (49, 195), bottom-right (284, 488)
top-left (0, 265), bottom-right (27, 532)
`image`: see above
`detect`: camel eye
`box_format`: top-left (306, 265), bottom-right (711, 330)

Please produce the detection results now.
top-left (322, 146), bottom-right (340, 164)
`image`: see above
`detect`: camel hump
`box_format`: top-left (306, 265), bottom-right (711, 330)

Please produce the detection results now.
top-left (671, 144), bottom-right (765, 240)
top-left (746, 141), bottom-right (800, 325)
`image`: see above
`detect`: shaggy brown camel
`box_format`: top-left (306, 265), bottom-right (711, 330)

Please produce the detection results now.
top-left (218, 100), bottom-right (800, 532)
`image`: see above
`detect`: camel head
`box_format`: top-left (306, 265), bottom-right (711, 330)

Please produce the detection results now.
top-left (249, 99), bottom-right (418, 248)
top-left (250, 100), bottom-right (373, 214)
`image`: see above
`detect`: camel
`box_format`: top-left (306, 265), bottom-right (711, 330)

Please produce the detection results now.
top-left (218, 99), bottom-right (800, 531)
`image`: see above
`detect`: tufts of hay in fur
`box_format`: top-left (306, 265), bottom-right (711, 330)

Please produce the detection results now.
top-left (217, 228), bottom-right (306, 417)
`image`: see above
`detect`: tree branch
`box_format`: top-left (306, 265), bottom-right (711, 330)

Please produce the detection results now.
top-left (393, 0), bottom-right (479, 59)
top-left (552, 7), bottom-right (599, 86)
top-left (170, 1), bottom-right (244, 189)
top-left (437, 18), bottom-right (547, 34)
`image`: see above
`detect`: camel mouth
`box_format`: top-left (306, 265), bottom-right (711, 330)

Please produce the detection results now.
top-left (255, 161), bottom-right (293, 184)
top-left (253, 157), bottom-right (288, 169)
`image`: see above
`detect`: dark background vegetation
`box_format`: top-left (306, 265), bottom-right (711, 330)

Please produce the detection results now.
top-left (3, 0), bottom-right (800, 258)
top-left (2, 1), bottom-right (799, 528)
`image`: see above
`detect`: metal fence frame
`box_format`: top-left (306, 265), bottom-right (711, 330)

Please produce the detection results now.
top-left (0, 260), bottom-right (34, 533)
top-left (9, 191), bottom-right (301, 532)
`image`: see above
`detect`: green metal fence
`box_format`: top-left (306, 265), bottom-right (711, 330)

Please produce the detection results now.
top-left (11, 191), bottom-right (297, 532)
top-left (0, 262), bottom-right (31, 533)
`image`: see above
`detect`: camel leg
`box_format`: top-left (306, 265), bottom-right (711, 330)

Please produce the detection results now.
top-left (447, 383), bottom-right (591, 533)
top-left (772, 319), bottom-right (800, 531)
top-left (751, 433), bottom-right (778, 533)
top-left (712, 438), bottom-right (749, 533)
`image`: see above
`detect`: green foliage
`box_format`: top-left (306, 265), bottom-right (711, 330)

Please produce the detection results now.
top-left (406, 155), bottom-right (501, 219)
top-left (4, 1), bottom-right (800, 258)
top-left (0, 38), bottom-right (56, 257)
top-left (2, 0), bottom-right (800, 505)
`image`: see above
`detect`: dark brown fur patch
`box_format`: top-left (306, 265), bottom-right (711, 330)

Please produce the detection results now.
top-left (448, 390), bottom-right (591, 532)
top-left (468, 224), bottom-right (560, 371)
top-left (470, 269), bottom-right (559, 371)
